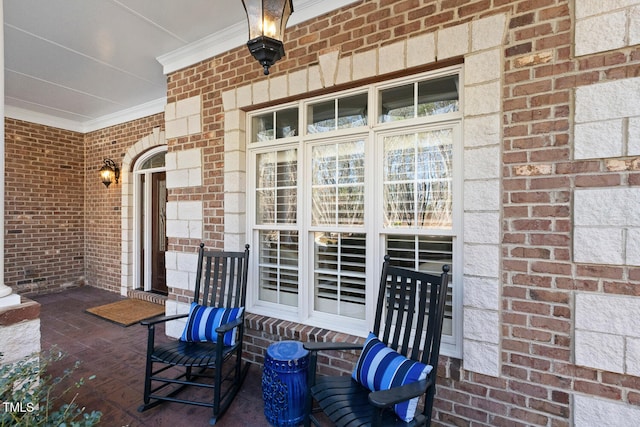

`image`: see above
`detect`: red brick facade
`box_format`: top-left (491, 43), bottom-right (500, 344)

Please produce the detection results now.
top-left (6, 1), bottom-right (640, 425)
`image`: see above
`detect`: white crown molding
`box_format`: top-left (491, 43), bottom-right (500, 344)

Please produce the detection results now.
top-left (5, 105), bottom-right (87, 133)
top-left (81, 97), bottom-right (166, 133)
top-left (157, 0), bottom-right (359, 75)
top-left (5, 97), bottom-right (166, 134)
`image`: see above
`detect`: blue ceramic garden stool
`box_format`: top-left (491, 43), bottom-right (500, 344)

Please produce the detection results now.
top-left (262, 341), bottom-right (309, 427)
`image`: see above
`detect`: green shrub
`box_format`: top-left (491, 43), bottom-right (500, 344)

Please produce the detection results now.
top-left (0, 349), bottom-right (101, 426)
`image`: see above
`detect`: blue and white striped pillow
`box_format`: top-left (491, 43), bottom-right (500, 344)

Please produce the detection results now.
top-left (179, 303), bottom-right (244, 346)
top-left (352, 332), bottom-right (433, 422)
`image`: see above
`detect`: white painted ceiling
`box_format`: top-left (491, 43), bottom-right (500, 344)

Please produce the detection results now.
top-left (3, 0), bottom-right (357, 133)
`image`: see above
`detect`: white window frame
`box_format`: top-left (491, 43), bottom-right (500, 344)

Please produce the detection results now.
top-left (246, 66), bottom-right (464, 357)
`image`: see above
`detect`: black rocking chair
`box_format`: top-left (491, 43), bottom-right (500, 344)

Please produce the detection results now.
top-left (304, 256), bottom-right (450, 427)
top-left (138, 243), bottom-right (250, 425)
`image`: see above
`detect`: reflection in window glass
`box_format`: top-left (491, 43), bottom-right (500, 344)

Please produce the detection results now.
top-left (256, 150), bottom-right (297, 224)
top-left (379, 75), bottom-right (459, 123)
top-left (311, 141), bottom-right (365, 226)
top-left (140, 151), bottom-right (166, 169)
top-left (383, 129), bottom-right (453, 229)
top-left (308, 93), bottom-right (368, 133)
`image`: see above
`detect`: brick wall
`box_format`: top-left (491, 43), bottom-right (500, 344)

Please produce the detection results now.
top-left (4, 119), bottom-right (85, 295)
top-left (161, 1), bottom-right (640, 426)
top-left (83, 114), bottom-right (164, 293)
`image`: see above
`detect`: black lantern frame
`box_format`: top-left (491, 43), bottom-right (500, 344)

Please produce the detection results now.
top-left (100, 158), bottom-right (120, 188)
top-left (242, 0), bottom-right (294, 75)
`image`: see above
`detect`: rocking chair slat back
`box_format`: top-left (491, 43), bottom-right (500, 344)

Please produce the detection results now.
top-left (194, 243), bottom-right (250, 309)
top-left (373, 256), bottom-right (450, 367)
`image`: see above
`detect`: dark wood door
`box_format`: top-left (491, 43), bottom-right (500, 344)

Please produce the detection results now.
top-left (151, 172), bottom-right (167, 294)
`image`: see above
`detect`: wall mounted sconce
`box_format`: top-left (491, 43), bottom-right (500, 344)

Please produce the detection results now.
top-left (241, 0), bottom-right (294, 75)
top-left (100, 158), bottom-right (120, 188)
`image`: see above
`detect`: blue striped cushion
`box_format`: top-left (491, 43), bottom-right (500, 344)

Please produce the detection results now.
top-left (179, 303), bottom-right (244, 346)
top-left (352, 332), bottom-right (433, 422)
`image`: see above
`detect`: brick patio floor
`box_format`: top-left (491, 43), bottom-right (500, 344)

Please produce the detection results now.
top-left (34, 286), bottom-right (272, 427)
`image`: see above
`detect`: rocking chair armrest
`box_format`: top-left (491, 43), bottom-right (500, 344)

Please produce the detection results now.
top-left (215, 316), bottom-right (244, 333)
top-left (368, 377), bottom-right (433, 408)
top-left (140, 313), bottom-right (188, 327)
top-left (303, 341), bottom-right (363, 353)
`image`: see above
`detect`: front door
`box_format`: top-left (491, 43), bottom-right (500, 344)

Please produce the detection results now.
top-left (135, 147), bottom-right (167, 295)
top-left (151, 172), bottom-right (167, 294)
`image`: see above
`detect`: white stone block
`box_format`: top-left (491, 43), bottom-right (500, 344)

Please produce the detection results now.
top-left (576, 293), bottom-right (640, 337)
top-left (188, 167), bottom-right (203, 187)
top-left (176, 251), bottom-right (198, 273)
top-left (221, 89), bottom-right (236, 112)
top-left (187, 114), bottom-right (201, 135)
top-left (166, 219), bottom-right (189, 238)
top-left (336, 56), bottom-right (352, 85)
top-left (166, 201), bottom-right (178, 221)
top-left (224, 192), bottom-right (247, 215)
top-left (576, 12), bottom-right (627, 56)
top-left (407, 32), bottom-right (436, 68)
top-left (353, 50), bottom-right (377, 81)
top-left (573, 227), bottom-right (624, 265)
top-left (289, 69), bottom-right (308, 97)
top-left (165, 299), bottom-right (178, 316)
top-left (165, 250), bottom-right (177, 270)
top-left (225, 213), bottom-right (246, 234)
top-left (253, 79), bottom-right (270, 104)
top-left (464, 81), bottom-right (501, 116)
top-left (379, 41), bottom-right (405, 75)
top-left (463, 340), bottom-right (500, 377)
top-left (166, 117), bottom-right (189, 139)
top-left (471, 13), bottom-right (507, 51)
top-left (166, 169), bottom-right (189, 188)
top-left (465, 49), bottom-right (501, 85)
top-left (0, 319), bottom-right (40, 364)
top-left (225, 171), bottom-right (247, 193)
top-left (575, 77), bottom-right (640, 122)
top-left (464, 179), bottom-right (500, 211)
top-left (574, 120), bottom-right (624, 159)
top-left (464, 244), bottom-right (500, 278)
top-left (464, 145), bottom-right (500, 180)
top-left (165, 152), bottom-right (177, 170)
top-left (575, 0), bottom-right (638, 19)
top-left (177, 148), bottom-right (202, 169)
top-left (189, 220), bottom-right (203, 239)
top-left (0, 294), bottom-right (21, 309)
top-left (575, 394), bottom-right (640, 427)
top-left (575, 329), bottom-right (624, 373)
top-left (165, 102), bottom-right (176, 121)
top-left (166, 318), bottom-right (187, 339)
top-left (319, 50), bottom-right (340, 87)
top-left (626, 337), bottom-right (640, 376)
top-left (627, 228), bottom-right (640, 266)
top-left (178, 201), bottom-right (202, 220)
top-left (176, 95), bottom-right (201, 118)
top-left (308, 65), bottom-right (323, 92)
top-left (575, 188), bottom-right (640, 226)
top-left (225, 110), bottom-right (242, 132)
top-left (437, 23), bottom-right (469, 59)
top-left (225, 151), bottom-right (245, 174)
top-left (464, 212), bottom-right (500, 244)
top-left (464, 114), bottom-right (502, 147)
top-left (464, 276), bottom-right (500, 310)
top-left (236, 85), bottom-right (252, 109)
top-left (464, 308), bottom-right (499, 344)
top-left (166, 269), bottom-right (189, 290)
top-left (629, 116), bottom-right (640, 155)
top-left (270, 74), bottom-right (288, 101)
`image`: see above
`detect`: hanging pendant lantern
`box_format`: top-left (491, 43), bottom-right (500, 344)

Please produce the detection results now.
top-left (241, 0), bottom-right (294, 75)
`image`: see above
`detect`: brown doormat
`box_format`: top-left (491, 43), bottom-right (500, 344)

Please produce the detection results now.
top-left (86, 299), bottom-right (165, 327)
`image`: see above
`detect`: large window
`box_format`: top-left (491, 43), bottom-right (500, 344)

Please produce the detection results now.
top-left (247, 68), bottom-right (462, 356)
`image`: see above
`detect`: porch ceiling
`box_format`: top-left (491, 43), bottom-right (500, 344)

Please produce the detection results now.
top-left (4, 0), bottom-right (251, 132)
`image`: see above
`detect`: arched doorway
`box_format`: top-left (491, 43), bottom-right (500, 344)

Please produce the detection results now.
top-left (134, 146), bottom-right (167, 294)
